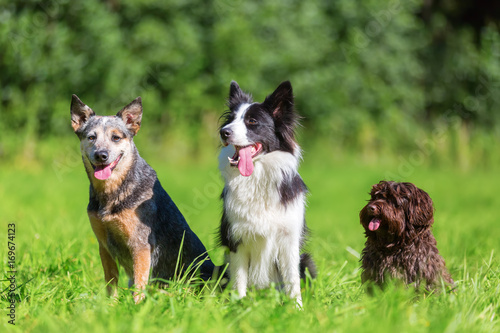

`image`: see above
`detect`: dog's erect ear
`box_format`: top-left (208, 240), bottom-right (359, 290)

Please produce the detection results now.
top-left (263, 81), bottom-right (294, 120)
top-left (71, 95), bottom-right (95, 133)
top-left (229, 81), bottom-right (241, 100)
top-left (263, 81), bottom-right (299, 153)
top-left (227, 81), bottom-right (252, 111)
top-left (117, 97), bottom-right (142, 136)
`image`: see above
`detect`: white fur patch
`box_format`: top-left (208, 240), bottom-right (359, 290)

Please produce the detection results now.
top-left (221, 103), bottom-right (252, 146)
top-left (219, 148), bottom-right (305, 306)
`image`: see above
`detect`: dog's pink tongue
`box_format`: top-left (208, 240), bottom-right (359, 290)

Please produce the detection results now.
top-left (94, 164), bottom-right (112, 180)
top-left (237, 146), bottom-right (254, 177)
top-left (369, 218), bottom-right (381, 231)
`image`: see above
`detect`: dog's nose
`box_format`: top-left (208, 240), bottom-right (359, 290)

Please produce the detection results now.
top-left (368, 204), bottom-right (377, 214)
top-left (220, 127), bottom-right (232, 139)
top-left (94, 150), bottom-right (109, 163)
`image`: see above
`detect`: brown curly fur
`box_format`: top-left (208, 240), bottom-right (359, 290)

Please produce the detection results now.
top-left (359, 181), bottom-right (453, 292)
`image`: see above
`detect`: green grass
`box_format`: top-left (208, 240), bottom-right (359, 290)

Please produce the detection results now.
top-left (1, 139), bottom-right (499, 333)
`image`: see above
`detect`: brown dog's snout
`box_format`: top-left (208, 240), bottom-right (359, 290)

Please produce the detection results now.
top-left (94, 150), bottom-right (109, 163)
top-left (367, 204), bottom-right (378, 215)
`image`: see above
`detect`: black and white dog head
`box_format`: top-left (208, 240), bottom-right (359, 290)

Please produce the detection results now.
top-left (219, 81), bottom-right (300, 177)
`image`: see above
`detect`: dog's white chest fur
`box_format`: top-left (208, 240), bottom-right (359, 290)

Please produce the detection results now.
top-left (219, 146), bottom-right (305, 302)
top-left (219, 146), bottom-right (304, 237)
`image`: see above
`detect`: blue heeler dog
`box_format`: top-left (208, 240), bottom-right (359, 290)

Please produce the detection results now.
top-left (71, 95), bottom-right (217, 303)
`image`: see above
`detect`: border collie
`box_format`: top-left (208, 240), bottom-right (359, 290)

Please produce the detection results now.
top-left (218, 81), bottom-right (316, 307)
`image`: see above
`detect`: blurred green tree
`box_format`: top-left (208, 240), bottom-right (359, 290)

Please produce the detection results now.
top-left (0, 0), bottom-right (498, 156)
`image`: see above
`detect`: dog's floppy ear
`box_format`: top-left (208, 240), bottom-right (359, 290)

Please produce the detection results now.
top-left (117, 97), bottom-right (142, 136)
top-left (408, 185), bottom-right (434, 227)
top-left (71, 95), bottom-right (95, 133)
top-left (227, 81), bottom-right (252, 111)
top-left (370, 181), bottom-right (390, 197)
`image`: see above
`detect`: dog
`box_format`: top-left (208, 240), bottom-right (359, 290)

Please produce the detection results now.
top-left (359, 181), bottom-right (454, 292)
top-left (218, 81), bottom-right (316, 307)
top-left (70, 95), bottom-right (216, 303)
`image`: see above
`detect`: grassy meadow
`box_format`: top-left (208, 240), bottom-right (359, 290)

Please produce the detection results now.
top-left (1, 136), bottom-right (499, 333)
top-left (2, 1), bottom-right (500, 332)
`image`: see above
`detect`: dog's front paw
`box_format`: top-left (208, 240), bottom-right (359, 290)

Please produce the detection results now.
top-left (133, 291), bottom-right (145, 304)
top-left (295, 296), bottom-right (303, 309)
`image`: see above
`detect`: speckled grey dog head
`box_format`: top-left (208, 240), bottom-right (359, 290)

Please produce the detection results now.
top-left (70, 95), bottom-right (142, 182)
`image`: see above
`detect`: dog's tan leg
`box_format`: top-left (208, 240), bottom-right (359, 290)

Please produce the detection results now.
top-left (98, 242), bottom-right (119, 297)
top-left (132, 246), bottom-right (151, 304)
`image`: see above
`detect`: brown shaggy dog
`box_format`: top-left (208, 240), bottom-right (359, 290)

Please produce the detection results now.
top-left (359, 181), bottom-right (454, 292)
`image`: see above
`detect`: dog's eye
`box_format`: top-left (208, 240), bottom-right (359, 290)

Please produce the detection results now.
top-left (88, 135), bottom-right (96, 141)
top-left (112, 135), bottom-right (121, 142)
top-left (248, 118), bottom-right (258, 125)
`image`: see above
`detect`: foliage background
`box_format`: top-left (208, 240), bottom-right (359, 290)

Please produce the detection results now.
top-left (1, 0), bottom-right (500, 164)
